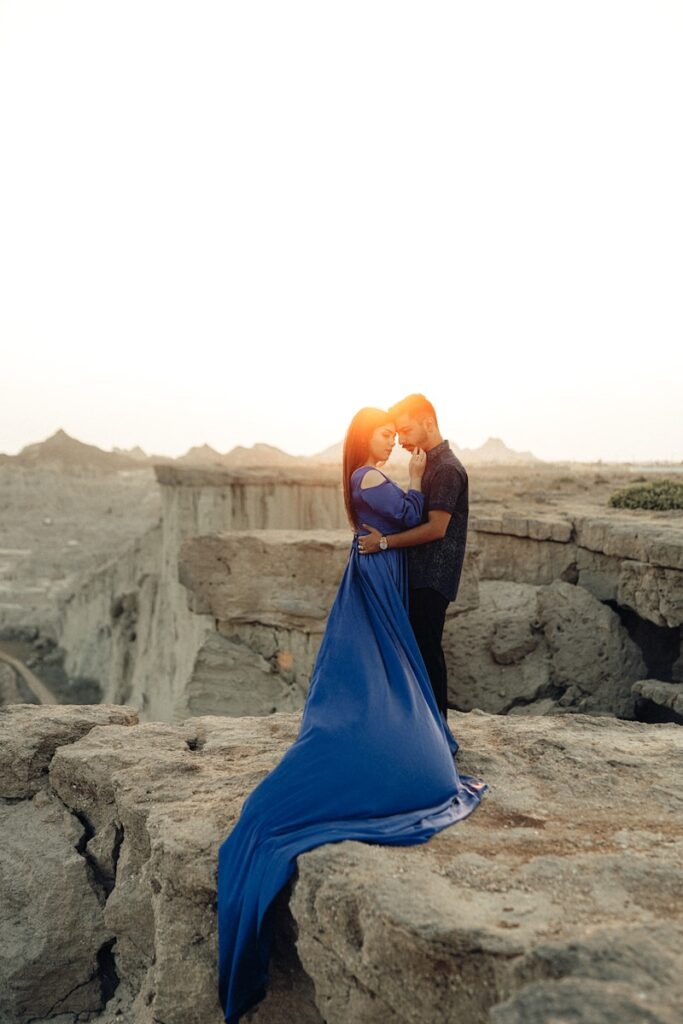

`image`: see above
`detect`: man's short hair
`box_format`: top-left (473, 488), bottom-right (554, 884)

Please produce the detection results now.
top-left (387, 393), bottom-right (439, 429)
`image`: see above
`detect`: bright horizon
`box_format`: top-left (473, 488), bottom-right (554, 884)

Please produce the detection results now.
top-left (2, 1), bottom-right (682, 464)
top-left (4, 424), bottom-right (683, 467)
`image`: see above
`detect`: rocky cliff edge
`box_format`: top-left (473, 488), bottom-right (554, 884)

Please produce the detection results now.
top-left (1, 704), bottom-right (682, 1024)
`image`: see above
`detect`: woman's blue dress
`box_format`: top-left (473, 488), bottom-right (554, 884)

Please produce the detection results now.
top-left (216, 466), bottom-right (488, 1022)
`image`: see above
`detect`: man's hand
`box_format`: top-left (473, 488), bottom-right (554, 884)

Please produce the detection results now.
top-left (358, 524), bottom-right (383, 554)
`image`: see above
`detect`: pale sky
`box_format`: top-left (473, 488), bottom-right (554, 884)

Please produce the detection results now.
top-left (1, 1), bottom-right (681, 463)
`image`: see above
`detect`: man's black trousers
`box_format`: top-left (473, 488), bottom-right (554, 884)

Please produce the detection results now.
top-left (408, 587), bottom-right (450, 715)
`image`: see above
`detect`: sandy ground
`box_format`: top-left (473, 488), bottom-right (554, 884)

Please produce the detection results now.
top-left (0, 465), bottom-right (161, 635)
top-left (468, 461), bottom-right (683, 518)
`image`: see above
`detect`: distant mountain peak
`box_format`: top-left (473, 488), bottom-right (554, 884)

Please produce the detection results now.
top-left (176, 443), bottom-right (225, 467)
top-left (480, 437), bottom-right (509, 450)
top-left (223, 443), bottom-right (303, 467)
top-left (113, 445), bottom-right (149, 461)
top-left (11, 429), bottom-right (144, 473)
top-left (459, 436), bottom-right (540, 464)
top-left (39, 428), bottom-right (81, 448)
top-left (187, 443), bottom-right (222, 456)
top-left (3, 430), bottom-right (540, 473)
top-left (22, 429), bottom-right (97, 454)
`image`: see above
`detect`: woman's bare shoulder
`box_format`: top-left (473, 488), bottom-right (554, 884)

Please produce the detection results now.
top-left (359, 468), bottom-right (388, 490)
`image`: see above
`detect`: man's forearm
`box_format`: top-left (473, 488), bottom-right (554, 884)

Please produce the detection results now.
top-left (358, 510), bottom-right (451, 556)
top-left (386, 520), bottom-right (442, 548)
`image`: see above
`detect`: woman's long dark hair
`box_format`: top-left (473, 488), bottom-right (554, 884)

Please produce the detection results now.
top-left (342, 407), bottom-right (394, 530)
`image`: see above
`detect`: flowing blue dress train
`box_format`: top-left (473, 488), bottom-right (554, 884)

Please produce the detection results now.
top-left (217, 466), bottom-right (489, 1021)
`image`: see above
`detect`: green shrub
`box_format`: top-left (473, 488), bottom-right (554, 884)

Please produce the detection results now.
top-left (609, 479), bottom-right (683, 510)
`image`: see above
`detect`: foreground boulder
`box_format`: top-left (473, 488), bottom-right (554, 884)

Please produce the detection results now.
top-left (0, 705), bottom-right (138, 1024)
top-left (0, 704), bottom-right (681, 1024)
top-left (444, 579), bottom-right (647, 717)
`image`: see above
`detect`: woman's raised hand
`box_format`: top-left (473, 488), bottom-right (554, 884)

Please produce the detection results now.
top-left (408, 447), bottom-right (426, 487)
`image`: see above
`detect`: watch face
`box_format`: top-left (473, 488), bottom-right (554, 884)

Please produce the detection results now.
top-left (380, 537), bottom-right (388, 550)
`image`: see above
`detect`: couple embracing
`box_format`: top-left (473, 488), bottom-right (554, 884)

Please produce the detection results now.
top-left (350, 392), bottom-right (470, 733)
top-left (217, 393), bottom-right (488, 1023)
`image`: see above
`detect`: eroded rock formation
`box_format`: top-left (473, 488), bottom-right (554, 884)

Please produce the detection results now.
top-left (178, 530), bottom-right (479, 718)
top-left (471, 510), bottom-right (683, 631)
top-left (444, 580), bottom-right (646, 717)
top-left (52, 466), bottom-right (683, 724)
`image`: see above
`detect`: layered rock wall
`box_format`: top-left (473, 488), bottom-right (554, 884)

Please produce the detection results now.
top-left (471, 510), bottom-right (683, 628)
top-left (54, 467), bottom-right (683, 724)
top-left (154, 464), bottom-right (347, 536)
top-left (55, 468), bottom-right (352, 722)
top-left (57, 522), bottom-right (217, 721)
top-left (178, 530), bottom-right (479, 718)
top-left (468, 509), bottom-right (683, 717)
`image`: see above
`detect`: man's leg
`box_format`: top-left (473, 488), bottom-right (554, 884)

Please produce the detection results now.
top-left (408, 587), bottom-right (450, 715)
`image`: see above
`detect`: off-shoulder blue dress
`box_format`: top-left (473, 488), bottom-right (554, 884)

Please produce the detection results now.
top-left (216, 466), bottom-right (488, 1022)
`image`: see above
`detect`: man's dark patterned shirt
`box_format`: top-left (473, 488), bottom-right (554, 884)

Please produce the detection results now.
top-left (407, 439), bottom-right (469, 602)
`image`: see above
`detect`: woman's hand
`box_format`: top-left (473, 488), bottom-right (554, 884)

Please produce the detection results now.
top-left (408, 447), bottom-right (426, 489)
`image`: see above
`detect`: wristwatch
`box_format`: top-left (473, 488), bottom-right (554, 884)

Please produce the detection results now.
top-left (379, 535), bottom-right (388, 551)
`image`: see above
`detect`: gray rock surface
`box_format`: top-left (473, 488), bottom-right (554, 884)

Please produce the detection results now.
top-left (55, 525), bottom-right (479, 724)
top-left (155, 462), bottom-right (347, 531)
top-left (617, 559), bottom-right (683, 629)
top-left (35, 460), bottom-right (680, 726)
top-left (471, 508), bottom-right (683, 628)
top-left (1, 704), bottom-right (682, 1024)
top-left (54, 504), bottom-right (681, 726)
top-left (0, 702), bottom-right (138, 798)
top-left (0, 791), bottom-right (111, 1022)
top-left (0, 662), bottom-right (21, 704)
top-left (179, 530), bottom-right (480, 719)
top-left (4, 458), bottom-right (682, 726)
top-left (444, 580), bottom-right (646, 717)
top-left (0, 704), bottom-right (139, 1024)
top-left (632, 679), bottom-right (683, 716)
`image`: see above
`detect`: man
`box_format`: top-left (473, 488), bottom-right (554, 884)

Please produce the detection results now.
top-left (357, 393), bottom-right (468, 720)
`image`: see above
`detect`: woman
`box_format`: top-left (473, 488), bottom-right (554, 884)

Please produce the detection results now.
top-left (216, 407), bottom-right (488, 1022)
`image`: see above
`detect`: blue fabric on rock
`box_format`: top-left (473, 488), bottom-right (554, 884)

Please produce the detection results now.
top-left (216, 466), bottom-right (488, 1022)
